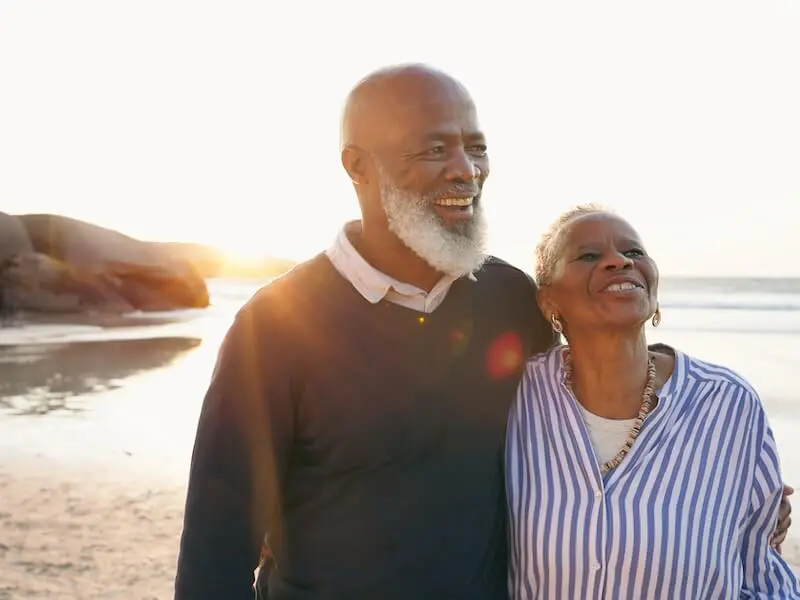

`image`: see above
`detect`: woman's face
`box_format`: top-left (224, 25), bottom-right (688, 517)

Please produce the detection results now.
top-left (538, 212), bottom-right (659, 335)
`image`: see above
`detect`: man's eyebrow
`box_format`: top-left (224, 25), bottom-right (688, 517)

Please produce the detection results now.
top-left (417, 131), bottom-right (486, 143)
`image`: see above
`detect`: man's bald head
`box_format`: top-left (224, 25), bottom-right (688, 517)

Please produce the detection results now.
top-left (338, 63), bottom-right (490, 281)
top-left (340, 63), bottom-right (473, 152)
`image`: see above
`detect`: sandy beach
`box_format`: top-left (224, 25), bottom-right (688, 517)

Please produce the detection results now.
top-left (1, 451), bottom-right (796, 600)
top-left (0, 454), bottom-right (185, 600)
top-left (1, 276), bottom-right (799, 598)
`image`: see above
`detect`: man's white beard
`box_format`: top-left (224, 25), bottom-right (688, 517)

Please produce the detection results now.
top-left (377, 166), bottom-right (488, 279)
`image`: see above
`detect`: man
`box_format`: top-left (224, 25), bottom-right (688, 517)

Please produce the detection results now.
top-left (174, 64), bottom-right (792, 599)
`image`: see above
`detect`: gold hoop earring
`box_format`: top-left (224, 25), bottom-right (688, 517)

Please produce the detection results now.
top-left (550, 313), bottom-right (564, 334)
top-left (651, 306), bottom-right (661, 328)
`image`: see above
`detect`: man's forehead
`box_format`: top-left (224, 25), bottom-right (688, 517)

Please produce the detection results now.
top-left (394, 98), bottom-right (479, 134)
top-left (342, 65), bottom-right (481, 150)
top-left (378, 88), bottom-right (482, 147)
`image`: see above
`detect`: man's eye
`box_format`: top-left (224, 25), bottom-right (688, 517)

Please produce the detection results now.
top-left (625, 249), bottom-right (645, 258)
top-left (469, 144), bottom-right (488, 156)
top-left (427, 146), bottom-right (446, 155)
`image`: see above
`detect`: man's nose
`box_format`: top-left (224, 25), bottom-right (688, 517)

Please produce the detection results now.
top-left (445, 149), bottom-right (480, 182)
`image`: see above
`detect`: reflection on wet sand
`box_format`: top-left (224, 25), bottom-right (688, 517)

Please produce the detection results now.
top-left (0, 337), bottom-right (202, 415)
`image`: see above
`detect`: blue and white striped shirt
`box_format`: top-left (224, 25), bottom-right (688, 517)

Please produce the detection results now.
top-left (506, 345), bottom-right (800, 599)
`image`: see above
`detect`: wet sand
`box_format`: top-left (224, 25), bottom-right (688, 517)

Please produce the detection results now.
top-left (0, 337), bottom-right (202, 415)
top-left (3, 310), bottom-right (197, 330)
top-left (0, 334), bottom-right (209, 599)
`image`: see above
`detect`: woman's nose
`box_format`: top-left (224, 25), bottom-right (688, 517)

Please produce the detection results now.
top-left (601, 251), bottom-right (633, 270)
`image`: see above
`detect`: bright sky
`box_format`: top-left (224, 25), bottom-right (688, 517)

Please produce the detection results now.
top-left (1, 0), bottom-right (798, 276)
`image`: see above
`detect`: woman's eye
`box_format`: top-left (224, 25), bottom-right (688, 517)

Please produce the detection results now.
top-left (624, 248), bottom-right (645, 258)
top-left (577, 252), bottom-right (600, 261)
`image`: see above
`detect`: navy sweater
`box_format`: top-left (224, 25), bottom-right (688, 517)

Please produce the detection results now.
top-left (174, 254), bottom-right (555, 600)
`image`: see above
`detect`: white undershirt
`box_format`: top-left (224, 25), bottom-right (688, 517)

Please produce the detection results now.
top-left (579, 405), bottom-right (636, 466)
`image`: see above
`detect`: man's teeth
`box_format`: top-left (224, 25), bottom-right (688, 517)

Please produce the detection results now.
top-left (605, 282), bottom-right (639, 292)
top-left (435, 197), bottom-right (473, 207)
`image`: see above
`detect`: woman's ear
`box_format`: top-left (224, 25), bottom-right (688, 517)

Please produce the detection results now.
top-left (536, 285), bottom-right (556, 321)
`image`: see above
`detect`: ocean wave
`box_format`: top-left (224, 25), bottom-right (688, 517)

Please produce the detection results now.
top-left (661, 300), bottom-right (800, 312)
top-left (203, 277), bottom-right (800, 313)
top-left (662, 325), bottom-right (800, 335)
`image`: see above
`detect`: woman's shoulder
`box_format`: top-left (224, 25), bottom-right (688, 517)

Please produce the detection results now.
top-left (523, 344), bottom-right (567, 380)
top-left (661, 345), bottom-right (764, 410)
top-left (513, 346), bottom-right (567, 412)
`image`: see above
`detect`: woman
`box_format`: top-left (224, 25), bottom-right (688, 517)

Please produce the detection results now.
top-left (505, 205), bottom-right (800, 599)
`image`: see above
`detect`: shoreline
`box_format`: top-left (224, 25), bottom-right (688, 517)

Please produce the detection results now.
top-left (2, 309), bottom-right (201, 331)
top-left (0, 310), bottom-right (208, 352)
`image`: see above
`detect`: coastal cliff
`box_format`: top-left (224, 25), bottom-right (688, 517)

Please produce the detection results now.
top-left (0, 212), bottom-right (292, 318)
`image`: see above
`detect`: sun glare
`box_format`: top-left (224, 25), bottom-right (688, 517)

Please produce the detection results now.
top-left (221, 244), bottom-right (272, 265)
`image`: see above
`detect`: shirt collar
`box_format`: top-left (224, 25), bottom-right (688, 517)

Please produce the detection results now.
top-left (326, 221), bottom-right (477, 305)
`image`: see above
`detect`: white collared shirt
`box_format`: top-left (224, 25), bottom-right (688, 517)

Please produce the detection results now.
top-left (326, 222), bottom-right (476, 313)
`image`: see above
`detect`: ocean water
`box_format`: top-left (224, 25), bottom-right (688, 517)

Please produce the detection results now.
top-left (1, 276), bottom-right (798, 488)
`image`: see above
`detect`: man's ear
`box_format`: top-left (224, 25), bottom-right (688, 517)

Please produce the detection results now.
top-left (341, 145), bottom-right (371, 186)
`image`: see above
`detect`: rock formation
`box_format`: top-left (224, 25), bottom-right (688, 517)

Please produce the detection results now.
top-left (0, 212), bottom-right (210, 317)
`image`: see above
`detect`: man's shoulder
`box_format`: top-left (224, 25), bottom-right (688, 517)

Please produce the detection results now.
top-left (238, 253), bottom-right (335, 319)
top-left (250, 253), bottom-right (332, 299)
top-left (475, 256), bottom-right (538, 297)
top-left (476, 256), bottom-right (556, 354)
top-left (478, 256), bottom-right (536, 286)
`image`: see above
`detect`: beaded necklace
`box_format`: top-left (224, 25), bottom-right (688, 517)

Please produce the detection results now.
top-left (564, 351), bottom-right (657, 474)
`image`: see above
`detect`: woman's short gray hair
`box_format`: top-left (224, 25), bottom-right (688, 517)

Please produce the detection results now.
top-left (534, 203), bottom-right (613, 286)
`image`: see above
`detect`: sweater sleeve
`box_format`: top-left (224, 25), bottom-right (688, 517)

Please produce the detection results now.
top-left (174, 299), bottom-right (296, 600)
